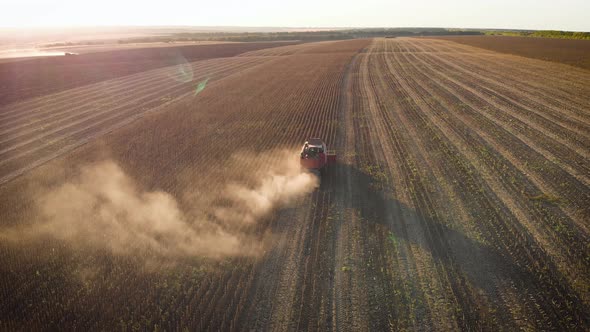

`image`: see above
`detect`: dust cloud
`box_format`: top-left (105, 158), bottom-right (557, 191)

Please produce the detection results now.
top-left (1, 150), bottom-right (318, 261)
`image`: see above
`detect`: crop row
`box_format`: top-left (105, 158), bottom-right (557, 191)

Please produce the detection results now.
top-left (328, 37), bottom-right (588, 330)
top-left (0, 39), bottom-right (369, 330)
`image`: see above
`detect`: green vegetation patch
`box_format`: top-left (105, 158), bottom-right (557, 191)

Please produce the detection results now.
top-left (527, 192), bottom-right (561, 204)
top-left (485, 30), bottom-right (590, 40)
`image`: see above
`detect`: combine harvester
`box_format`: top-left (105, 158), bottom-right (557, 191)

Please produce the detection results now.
top-left (300, 138), bottom-right (337, 176)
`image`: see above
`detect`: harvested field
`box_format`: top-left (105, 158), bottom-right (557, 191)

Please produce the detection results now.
top-left (432, 35), bottom-right (590, 70)
top-left (0, 37), bottom-right (589, 330)
top-left (0, 56), bottom-right (274, 185)
top-left (238, 41), bottom-right (338, 56)
top-left (43, 41), bottom-right (239, 55)
top-left (0, 41), bottom-right (299, 106)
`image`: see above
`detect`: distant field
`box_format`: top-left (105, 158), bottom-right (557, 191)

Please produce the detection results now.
top-left (431, 35), bottom-right (590, 70)
top-left (41, 40), bottom-right (240, 55)
top-left (0, 41), bottom-right (299, 106)
top-left (0, 42), bottom-right (243, 65)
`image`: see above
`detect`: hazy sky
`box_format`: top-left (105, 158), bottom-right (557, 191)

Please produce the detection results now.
top-left (3, 0), bottom-right (589, 31)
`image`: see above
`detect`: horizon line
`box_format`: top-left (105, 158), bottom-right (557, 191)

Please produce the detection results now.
top-left (0, 25), bottom-right (588, 33)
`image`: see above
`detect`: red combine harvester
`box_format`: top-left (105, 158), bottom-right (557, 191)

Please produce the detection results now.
top-left (300, 138), bottom-right (337, 175)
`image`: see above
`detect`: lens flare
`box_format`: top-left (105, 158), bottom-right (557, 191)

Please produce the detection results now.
top-left (165, 52), bottom-right (193, 83)
top-left (194, 78), bottom-right (209, 96)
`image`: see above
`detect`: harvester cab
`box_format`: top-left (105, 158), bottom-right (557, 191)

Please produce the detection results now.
top-left (300, 138), bottom-right (336, 175)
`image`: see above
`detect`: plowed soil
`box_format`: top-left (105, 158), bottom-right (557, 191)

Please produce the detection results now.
top-left (0, 41), bottom-right (299, 106)
top-left (0, 37), bottom-right (588, 331)
top-left (432, 35), bottom-right (590, 70)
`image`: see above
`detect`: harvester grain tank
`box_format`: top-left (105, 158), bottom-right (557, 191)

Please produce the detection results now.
top-left (300, 138), bottom-right (336, 174)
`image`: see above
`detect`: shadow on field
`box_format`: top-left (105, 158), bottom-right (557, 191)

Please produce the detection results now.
top-left (322, 162), bottom-right (588, 329)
